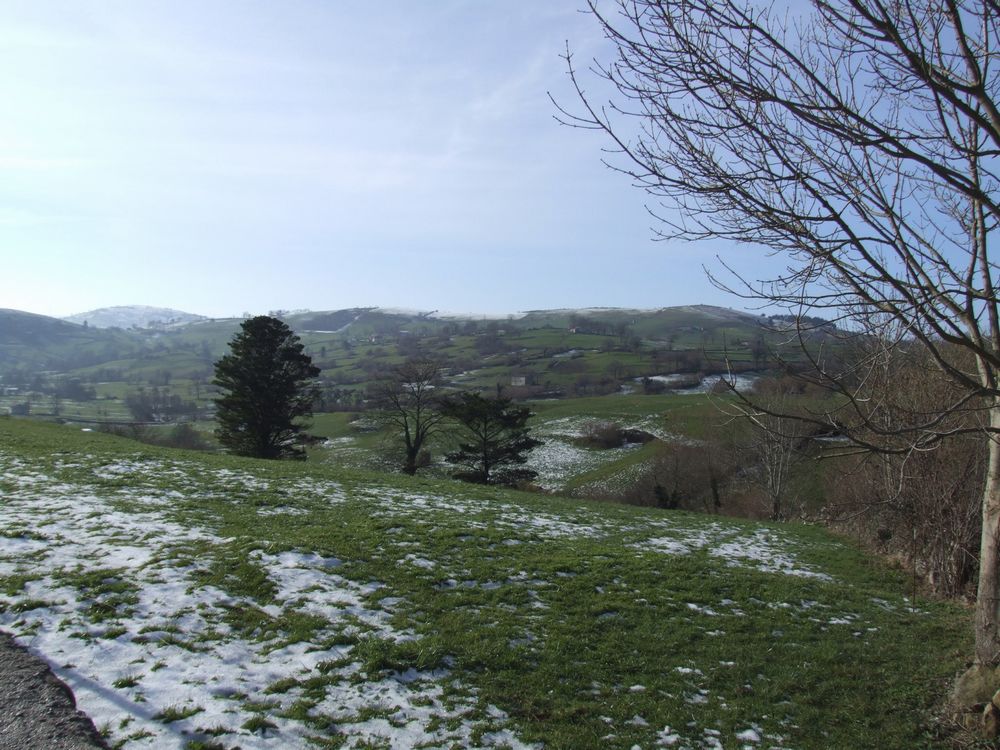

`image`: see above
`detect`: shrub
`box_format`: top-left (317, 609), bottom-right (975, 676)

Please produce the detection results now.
top-left (579, 421), bottom-right (625, 449)
top-left (641, 377), bottom-right (667, 395)
top-left (97, 422), bottom-right (213, 451)
top-left (161, 423), bottom-right (212, 451)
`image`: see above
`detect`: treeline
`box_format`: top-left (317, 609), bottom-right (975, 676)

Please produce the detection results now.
top-left (582, 359), bottom-right (983, 602)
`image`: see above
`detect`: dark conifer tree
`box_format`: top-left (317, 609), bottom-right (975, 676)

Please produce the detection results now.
top-left (441, 389), bottom-right (540, 486)
top-left (213, 316), bottom-right (320, 460)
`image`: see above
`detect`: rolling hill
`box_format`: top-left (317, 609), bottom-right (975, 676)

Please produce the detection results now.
top-left (63, 305), bottom-right (207, 330)
top-left (0, 303), bottom-right (823, 443)
top-left (1, 304), bottom-right (788, 379)
top-left (0, 309), bottom-right (143, 372)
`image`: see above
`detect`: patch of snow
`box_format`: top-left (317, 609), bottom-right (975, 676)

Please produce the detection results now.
top-left (736, 726), bottom-right (763, 743)
top-left (641, 525), bottom-right (832, 580)
top-left (639, 372), bottom-right (759, 394)
top-left (674, 666), bottom-right (703, 676)
top-left (656, 726), bottom-right (683, 746)
top-left (0, 452), bottom-right (535, 750)
top-left (402, 555), bottom-right (436, 570)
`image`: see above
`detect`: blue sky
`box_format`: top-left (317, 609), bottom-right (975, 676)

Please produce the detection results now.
top-left (0, 1), bottom-right (775, 318)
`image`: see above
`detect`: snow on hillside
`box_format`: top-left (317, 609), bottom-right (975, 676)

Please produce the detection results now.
top-left (0, 453), bottom-right (534, 750)
top-left (0, 441), bottom-right (909, 749)
top-left (64, 306), bottom-right (206, 330)
top-left (370, 307), bottom-right (530, 321)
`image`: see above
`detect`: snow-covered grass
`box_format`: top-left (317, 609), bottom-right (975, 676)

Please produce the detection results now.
top-left (0, 419), bottom-right (970, 749)
top-left (0, 451), bottom-right (527, 750)
top-left (525, 415), bottom-right (670, 492)
top-left (639, 372), bottom-right (759, 394)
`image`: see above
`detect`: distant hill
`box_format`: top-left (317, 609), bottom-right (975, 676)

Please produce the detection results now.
top-left (0, 309), bottom-right (141, 371)
top-left (281, 304), bottom-right (770, 338)
top-left (0, 303), bottom-right (833, 392)
top-left (64, 306), bottom-right (206, 330)
top-left (0, 309), bottom-right (93, 346)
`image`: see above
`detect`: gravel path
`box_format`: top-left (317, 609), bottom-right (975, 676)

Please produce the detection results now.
top-left (0, 631), bottom-right (107, 750)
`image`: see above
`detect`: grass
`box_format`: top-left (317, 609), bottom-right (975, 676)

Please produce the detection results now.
top-left (52, 568), bottom-right (140, 622)
top-left (189, 545), bottom-right (278, 604)
top-left (560, 440), bottom-right (661, 494)
top-left (152, 704), bottom-right (204, 723)
top-left (530, 392), bottom-right (734, 439)
top-left (308, 392), bottom-right (730, 491)
top-left (0, 417), bottom-right (972, 749)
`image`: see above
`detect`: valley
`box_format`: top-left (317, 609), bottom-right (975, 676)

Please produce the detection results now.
top-left (0, 303), bottom-right (969, 748)
top-left (0, 304), bottom-right (803, 506)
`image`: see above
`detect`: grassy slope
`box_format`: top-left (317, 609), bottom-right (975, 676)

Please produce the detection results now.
top-left (312, 394), bottom-right (732, 495)
top-left (0, 418), bottom-right (969, 749)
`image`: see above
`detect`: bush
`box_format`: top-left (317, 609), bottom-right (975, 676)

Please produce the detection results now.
top-left (641, 377), bottom-right (667, 395)
top-left (824, 438), bottom-right (983, 598)
top-left (579, 421), bottom-right (625, 449)
top-left (578, 422), bottom-right (655, 449)
top-left (97, 422), bottom-right (213, 451)
top-left (576, 435), bottom-right (738, 514)
top-left (669, 372), bottom-right (704, 390)
top-left (161, 423), bottom-right (212, 451)
top-left (620, 428), bottom-right (655, 444)
top-left (818, 346), bottom-right (985, 598)
top-left (98, 423), bottom-right (153, 442)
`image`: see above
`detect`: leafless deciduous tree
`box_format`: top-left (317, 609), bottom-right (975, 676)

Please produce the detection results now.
top-left (739, 382), bottom-right (812, 521)
top-left (558, 0), bottom-right (1000, 667)
top-left (821, 336), bottom-right (988, 595)
top-left (373, 360), bottom-right (445, 475)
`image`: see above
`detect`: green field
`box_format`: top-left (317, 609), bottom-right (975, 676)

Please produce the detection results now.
top-left (0, 305), bottom-right (809, 433)
top-left (0, 418), bottom-right (969, 749)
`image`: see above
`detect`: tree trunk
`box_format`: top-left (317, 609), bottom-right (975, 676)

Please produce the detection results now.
top-left (976, 414), bottom-right (1000, 665)
top-left (402, 439), bottom-right (418, 476)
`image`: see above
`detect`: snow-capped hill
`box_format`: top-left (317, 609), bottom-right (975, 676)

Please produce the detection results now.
top-left (63, 305), bottom-right (206, 330)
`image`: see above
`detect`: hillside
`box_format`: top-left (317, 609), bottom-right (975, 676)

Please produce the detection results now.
top-left (0, 303), bottom-right (793, 391)
top-left (0, 309), bottom-right (142, 372)
top-left (63, 306), bottom-right (207, 330)
top-left (0, 418), bottom-right (968, 749)
top-left (1, 304), bottom-right (786, 375)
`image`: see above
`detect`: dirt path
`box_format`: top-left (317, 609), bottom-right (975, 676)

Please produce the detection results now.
top-left (0, 631), bottom-right (107, 750)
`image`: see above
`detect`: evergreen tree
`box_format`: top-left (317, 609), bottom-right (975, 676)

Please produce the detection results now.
top-left (213, 316), bottom-right (320, 460)
top-left (441, 390), bottom-right (541, 486)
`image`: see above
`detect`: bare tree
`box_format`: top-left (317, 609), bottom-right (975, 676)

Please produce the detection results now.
top-left (741, 401), bottom-right (806, 522)
top-left (373, 360), bottom-right (445, 475)
top-left (822, 336), bottom-right (987, 595)
top-left (558, 0), bottom-right (1000, 672)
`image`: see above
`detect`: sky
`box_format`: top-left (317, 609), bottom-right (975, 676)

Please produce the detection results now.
top-left (0, 1), bottom-right (781, 319)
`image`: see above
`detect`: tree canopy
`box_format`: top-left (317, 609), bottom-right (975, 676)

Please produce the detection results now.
top-left (213, 316), bottom-right (320, 460)
top-left (372, 360), bottom-right (445, 475)
top-left (561, 0), bottom-right (1000, 673)
top-left (441, 390), bottom-right (541, 486)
